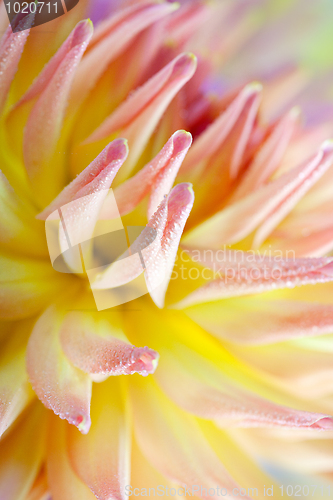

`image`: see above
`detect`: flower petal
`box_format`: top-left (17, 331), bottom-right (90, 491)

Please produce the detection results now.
top-left (101, 130), bottom-right (192, 218)
top-left (47, 416), bottom-right (97, 500)
top-left (130, 376), bottom-right (247, 498)
top-left (175, 257), bottom-right (333, 307)
top-left (59, 311), bottom-right (159, 377)
top-left (69, 1), bottom-right (180, 111)
top-left (23, 20), bottom-right (93, 206)
top-left (0, 18), bottom-right (32, 113)
top-left (184, 140), bottom-right (333, 248)
top-left (0, 254), bottom-right (72, 320)
top-left (154, 336), bottom-right (333, 430)
top-left (0, 321), bottom-right (35, 438)
top-left (185, 297), bottom-right (333, 345)
top-left (0, 402), bottom-right (46, 500)
top-left (232, 106), bottom-right (301, 201)
top-left (91, 194), bottom-right (168, 289)
top-left (38, 138), bottom-right (128, 219)
top-left (0, 171), bottom-right (47, 257)
top-left (26, 307), bottom-right (92, 434)
top-left (68, 378), bottom-right (131, 500)
top-left (81, 53), bottom-right (197, 182)
top-left (39, 138), bottom-right (128, 274)
top-left (146, 183), bottom-right (194, 308)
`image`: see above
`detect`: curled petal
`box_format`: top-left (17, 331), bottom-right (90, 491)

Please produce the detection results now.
top-left (26, 307), bottom-right (92, 434)
top-left (83, 53), bottom-right (197, 181)
top-left (101, 130), bottom-right (192, 218)
top-left (146, 183), bottom-right (194, 308)
top-left (68, 378), bottom-right (131, 500)
top-left (38, 138), bottom-right (128, 219)
top-left (23, 20), bottom-right (93, 206)
top-left (59, 311), bottom-right (159, 377)
top-left (184, 141), bottom-right (333, 248)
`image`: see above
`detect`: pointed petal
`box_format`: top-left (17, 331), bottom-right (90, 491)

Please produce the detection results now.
top-left (103, 130), bottom-right (192, 218)
top-left (83, 53), bottom-right (197, 181)
top-left (146, 183), bottom-right (194, 308)
top-left (70, 1), bottom-right (179, 110)
top-left (68, 378), bottom-right (131, 500)
top-left (130, 376), bottom-right (247, 498)
top-left (154, 340), bottom-right (333, 430)
top-left (0, 322), bottom-right (35, 438)
top-left (26, 307), bottom-right (92, 434)
top-left (184, 141), bottom-right (333, 248)
top-left (0, 18), bottom-right (32, 113)
top-left (180, 82), bottom-right (262, 177)
top-left (38, 138), bottom-right (128, 219)
top-left (185, 298), bottom-right (333, 345)
top-left (23, 20), bottom-right (93, 206)
top-left (47, 416), bottom-right (96, 500)
top-left (59, 311), bottom-right (159, 376)
top-left (0, 402), bottom-right (46, 500)
top-left (39, 139), bottom-right (128, 274)
top-left (16, 20), bottom-right (93, 107)
top-left (232, 106), bottom-right (301, 201)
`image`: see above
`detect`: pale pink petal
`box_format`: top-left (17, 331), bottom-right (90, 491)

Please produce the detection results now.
top-left (0, 16), bottom-right (32, 113)
top-left (102, 130), bottom-right (192, 218)
top-left (59, 311), bottom-right (159, 376)
top-left (47, 416), bottom-right (97, 500)
top-left (70, 1), bottom-right (179, 110)
top-left (273, 226), bottom-right (333, 257)
top-left (0, 323), bottom-right (34, 437)
top-left (16, 20), bottom-right (93, 107)
top-left (155, 344), bottom-right (333, 430)
top-left (180, 82), bottom-right (262, 177)
top-left (26, 307), bottom-right (92, 434)
top-left (23, 20), bottom-right (93, 205)
top-left (146, 183), bottom-right (194, 308)
top-left (38, 138), bottom-right (128, 219)
top-left (130, 376), bottom-right (248, 498)
top-left (165, 1), bottom-right (210, 47)
top-left (68, 379), bottom-right (131, 500)
top-left (253, 141), bottom-right (333, 248)
top-left (39, 139), bottom-right (128, 274)
top-left (0, 402), bottom-right (45, 500)
top-left (84, 53), bottom-right (197, 181)
top-left (184, 141), bottom-right (333, 248)
top-left (232, 106), bottom-right (301, 201)
top-left (185, 298), bottom-right (333, 345)
top-left (175, 257), bottom-right (333, 307)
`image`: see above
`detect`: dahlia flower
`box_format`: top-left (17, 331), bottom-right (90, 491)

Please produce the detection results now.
top-left (1, 1), bottom-right (333, 499)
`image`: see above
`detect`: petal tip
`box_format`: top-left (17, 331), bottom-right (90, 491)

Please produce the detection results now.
top-left (106, 138), bottom-right (129, 163)
top-left (73, 19), bottom-right (94, 45)
top-left (172, 130), bottom-right (192, 154)
top-left (172, 53), bottom-right (197, 80)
